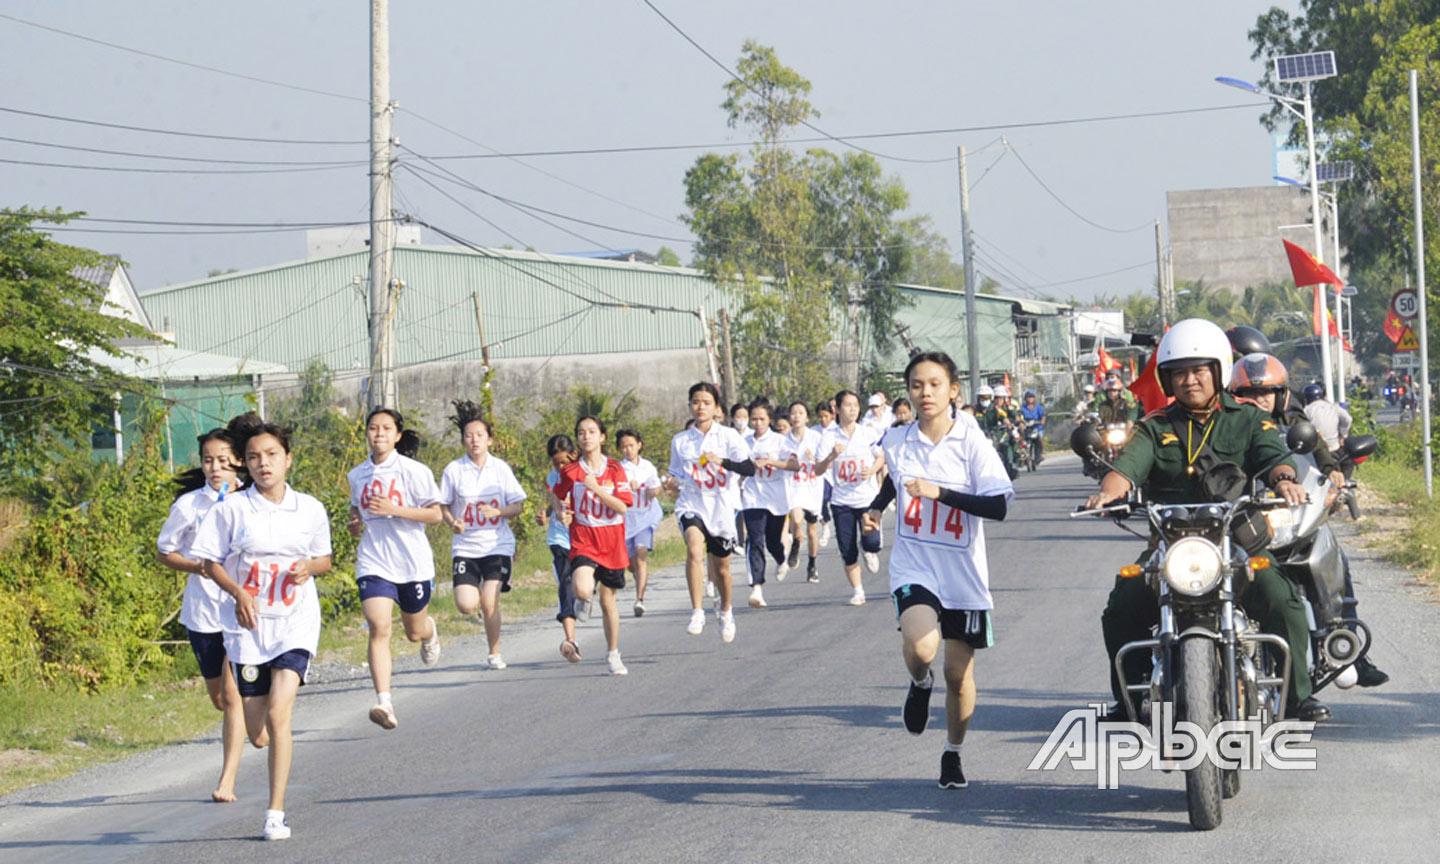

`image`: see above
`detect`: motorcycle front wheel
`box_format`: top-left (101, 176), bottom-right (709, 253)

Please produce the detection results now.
top-left (1177, 636), bottom-right (1223, 830)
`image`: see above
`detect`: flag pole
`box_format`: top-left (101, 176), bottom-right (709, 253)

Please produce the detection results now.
top-left (1409, 69), bottom-right (1431, 498)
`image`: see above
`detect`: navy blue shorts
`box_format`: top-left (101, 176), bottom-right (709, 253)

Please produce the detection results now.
top-left (453, 555), bottom-right (512, 592)
top-left (357, 575), bottom-right (433, 614)
top-left (187, 629), bottom-right (228, 680)
top-left (233, 649), bottom-right (311, 697)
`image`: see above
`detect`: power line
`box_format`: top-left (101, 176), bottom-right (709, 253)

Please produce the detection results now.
top-left (0, 104), bottom-right (365, 146)
top-left (0, 213), bottom-right (402, 228)
top-left (0, 156), bottom-right (363, 175)
top-left (637, 0), bottom-right (943, 165)
top-left (0, 134), bottom-right (368, 166)
top-left (0, 12), bottom-right (366, 104)
top-left (1025, 260), bottom-right (1154, 289)
top-left (1006, 146), bottom-right (1152, 234)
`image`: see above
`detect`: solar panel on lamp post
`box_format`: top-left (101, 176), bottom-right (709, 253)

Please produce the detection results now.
top-left (1217, 51), bottom-right (1339, 399)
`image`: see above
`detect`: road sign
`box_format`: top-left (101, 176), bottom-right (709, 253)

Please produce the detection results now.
top-left (1393, 288), bottom-right (1420, 320)
top-left (1395, 324), bottom-right (1421, 352)
top-left (1394, 353), bottom-right (1420, 370)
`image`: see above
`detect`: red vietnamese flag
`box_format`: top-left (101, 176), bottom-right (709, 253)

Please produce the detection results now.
top-left (1128, 349), bottom-right (1172, 416)
top-left (1283, 239), bottom-right (1344, 289)
top-left (1384, 297), bottom-right (1406, 344)
top-left (1094, 345), bottom-right (1121, 384)
top-left (1311, 286), bottom-right (1352, 350)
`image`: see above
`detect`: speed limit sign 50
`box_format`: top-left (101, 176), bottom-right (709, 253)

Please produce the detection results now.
top-left (1393, 289), bottom-right (1419, 320)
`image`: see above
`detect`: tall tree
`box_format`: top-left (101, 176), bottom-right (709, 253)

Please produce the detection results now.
top-left (0, 209), bottom-right (152, 484)
top-left (683, 41), bottom-right (915, 397)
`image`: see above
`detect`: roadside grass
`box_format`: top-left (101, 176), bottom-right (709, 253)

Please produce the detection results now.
top-left (0, 532), bottom-right (687, 797)
top-left (1351, 415), bottom-right (1440, 581)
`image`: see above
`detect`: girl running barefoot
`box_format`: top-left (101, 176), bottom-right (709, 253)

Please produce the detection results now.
top-left (541, 435), bottom-right (583, 662)
top-left (617, 429), bottom-right (663, 617)
top-left (780, 401), bottom-right (825, 584)
top-left (346, 409), bottom-right (443, 730)
top-left (815, 391), bottom-right (887, 606)
top-left (438, 402), bottom-right (526, 671)
top-left (157, 424), bottom-right (247, 803)
top-left (739, 401), bottom-right (790, 608)
top-left (550, 416), bottom-right (634, 675)
top-left (191, 415), bottom-right (332, 840)
top-left (661, 382), bottom-right (757, 642)
top-left (865, 352), bottom-right (1012, 790)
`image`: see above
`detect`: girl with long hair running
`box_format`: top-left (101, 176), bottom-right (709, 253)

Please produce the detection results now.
top-left (191, 414), bottom-right (332, 840)
top-left (541, 434), bottom-right (585, 662)
top-left (815, 390), bottom-right (887, 605)
top-left (346, 408), bottom-right (443, 730)
top-left (617, 428), bottom-right (663, 617)
top-left (864, 352), bottom-right (1012, 789)
top-left (781, 400), bottom-right (825, 583)
top-left (662, 382), bottom-right (756, 643)
top-left (550, 416), bottom-right (634, 675)
top-left (157, 423), bottom-right (248, 803)
top-left (739, 401), bottom-right (791, 608)
top-left (439, 401), bottom-right (526, 671)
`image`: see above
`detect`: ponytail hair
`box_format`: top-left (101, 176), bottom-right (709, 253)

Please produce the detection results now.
top-left (367, 407), bottom-right (420, 459)
top-left (449, 400), bottom-right (494, 439)
top-left (228, 411), bottom-right (293, 457)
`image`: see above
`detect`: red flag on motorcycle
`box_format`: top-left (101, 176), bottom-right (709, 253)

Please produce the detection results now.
top-left (1128, 350), bottom-right (1172, 416)
top-left (1283, 239), bottom-right (1344, 288)
top-left (1094, 345), bottom-right (1120, 385)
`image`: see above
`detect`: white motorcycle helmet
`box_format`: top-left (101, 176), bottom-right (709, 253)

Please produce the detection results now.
top-left (976, 384), bottom-right (994, 401)
top-left (994, 384), bottom-right (1011, 398)
top-left (1083, 383), bottom-right (1096, 395)
top-left (1155, 318), bottom-right (1233, 396)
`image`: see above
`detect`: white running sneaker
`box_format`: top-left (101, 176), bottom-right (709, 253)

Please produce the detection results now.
top-left (686, 608), bottom-right (706, 635)
top-left (420, 617), bottom-right (441, 667)
top-left (719, 609), bottom-right (736, 643)
top-left (487, 653), bottom-right (507, 670)
top-left (776, 561), bottom-right (790, 582)
top-left (369, 701), bottom-right (398, 729)
top-left (819, 522), bottom-right (832, 547)
top-left (633, 598), bottom-right (646, 617)
top-left (748, 585), bottom-right (767, 608)
top-left (607, 650), bottom-right (628, 676)
top-left (704, 579), bottom-right (716, 599)
top-left (263, 810), bottom-right (290, 841)
top-left (849, 587), bottom-right (867, 606)
top-left (863, 551), bottom-right (880, 574)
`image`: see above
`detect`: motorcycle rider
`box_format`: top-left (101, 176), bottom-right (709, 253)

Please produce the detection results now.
top-left (980, 386), bottom-right (1018, 477)
top-left (1019, 389), bottom-right (1046, 464)
top-left (1096, 378), bottom-right (1134, 425)
top-left (1302, 384), bottom-right (1353, 452)
top-left (1085, 319), bottom-right (1330, 722)
top-left (1231, 355), bottom-right (1389, 688)
top-left (1074, 383), bottom-right (1097, 420)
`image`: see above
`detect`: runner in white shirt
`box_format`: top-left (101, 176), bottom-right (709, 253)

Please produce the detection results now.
top-left (780, 401), bottom-right (825, 583)
top-left (618, 429), bottom-right (663, 617)
top-left (815, 401), bottom-right (838, 548)
top-left (863, 352), bottom-right (1013, 790)
top-left (346, 409), bottom-right (443, 730)
top-left (190, 415), bottom-right (332, 841)
top-left (661, 382), bottom-right (757, 642)
top-left (438, 402), bottom-right (526, 671)
top-left (815, 391), bottom-right (887, 605)
top-left (862, 392), bottom-right (895, 431)
top-left (156, 425), bottom-right (246, 804)
top-left (740, 402), bottom-right (792, 608)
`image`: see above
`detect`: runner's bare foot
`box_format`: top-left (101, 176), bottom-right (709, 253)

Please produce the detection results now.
top-left (212, 788), bottom-right (237, 803)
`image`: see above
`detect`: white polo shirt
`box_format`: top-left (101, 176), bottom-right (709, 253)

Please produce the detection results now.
top-left (668, 422), bottom-right (749, 538)
top-left (820, 423), bottom-right (885, 508)
top-left (190, 485), bottom-right (332, 665)
top-left (158, 483), bottom-right (229, 633)
top-left (347, 451), bottom-right (440, 583)
top-left (742, 430), bottom-right (791, 516)
top-left (880, 420), bottom-right (1014, 610)
top-left (438, 454), bottom-right (527, 559)
top-left (622, 456), bottom-right (664, 538)
top-left (782, 426), bottom-right (825, 514)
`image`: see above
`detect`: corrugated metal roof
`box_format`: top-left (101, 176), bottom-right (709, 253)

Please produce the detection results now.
top-left (140, 246), bottom-right (724, 370)
top-left (88, 343), bottom-right (287, 380)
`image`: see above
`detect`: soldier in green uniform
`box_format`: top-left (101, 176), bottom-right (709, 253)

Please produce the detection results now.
top-left (979, 385), bottom-right (1018, 478)
top-left (1096, 378), bottom-right (1136, 425)
top-left (1083, 319), bottom-right (1330, 722)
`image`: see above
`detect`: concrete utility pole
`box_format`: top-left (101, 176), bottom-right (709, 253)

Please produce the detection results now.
top-left (1409, 69), bottom-right (1432, 497)
top-left (718, 308), bottom-right (737, 410)
top-left (1154, 220), bottom-right (1168, 327)
top-left (958, 146), bottom-right (980, 399)
top-left (367, 0), bottom-right (398, 411)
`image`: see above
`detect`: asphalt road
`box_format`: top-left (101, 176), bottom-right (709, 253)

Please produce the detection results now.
top-left (3, 452), bottom-right (1437, 862)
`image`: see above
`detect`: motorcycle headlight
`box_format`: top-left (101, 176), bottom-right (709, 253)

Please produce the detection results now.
top-left (1161, 536), bottom-right (1224, 597)
top-left (1105, 428), bottom-right (1127, 446)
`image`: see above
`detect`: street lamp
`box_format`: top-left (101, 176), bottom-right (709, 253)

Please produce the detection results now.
top-left (1218, 50), bottom-right (1339, 400)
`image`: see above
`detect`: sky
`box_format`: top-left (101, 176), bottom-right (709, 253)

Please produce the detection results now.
top-left (1, 0), bottom-right (1300, 304)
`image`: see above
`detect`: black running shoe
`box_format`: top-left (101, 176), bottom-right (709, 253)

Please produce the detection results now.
top-left (1354, 656), bottom-right (1390, 688)
top-left (787, 541), bottom-right (801, 569)
top-left (806, 559), bottom-right (819, 582)
top-left (903, 674), bottom-right (933, 735)
top-left (938, 751), bottom-right (967, 789)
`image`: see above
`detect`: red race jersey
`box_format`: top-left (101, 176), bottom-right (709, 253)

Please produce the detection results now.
top-left (551, 457), bottom-right (634, 570)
